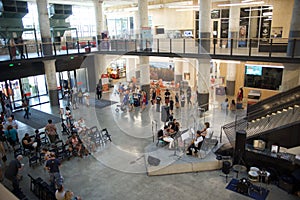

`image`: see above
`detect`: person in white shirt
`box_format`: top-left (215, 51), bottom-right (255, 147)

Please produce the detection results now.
top-left (55, 184), bottom-right (65, 200)
top-left (162, 125), bottom-right (174, 149)
top-left (186, 131), bottom-right (203, 155)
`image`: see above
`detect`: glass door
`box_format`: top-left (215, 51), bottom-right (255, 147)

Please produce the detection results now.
top-left (8, 79), bottom-right (23, 110)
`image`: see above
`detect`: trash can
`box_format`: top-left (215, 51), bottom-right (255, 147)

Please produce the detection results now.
top-left (85, 47), bottom-right (91, 53)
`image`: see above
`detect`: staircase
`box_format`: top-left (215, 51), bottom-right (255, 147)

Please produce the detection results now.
top-left (222, 85), bottom-right (300, 148)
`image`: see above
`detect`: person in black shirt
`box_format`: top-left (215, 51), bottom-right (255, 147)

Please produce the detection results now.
top-left (22, 133), bottom-right (35, 151)
top-left (164, 89), bottom-right (171, 106)
top-left (156, 95), bottom-right (161, 112)
top-left (45, 153), bottom-right (62, 187)
top-left (5, 155), bottom-right (23, 192)
top-left (169, 97), bottom-right (174, 115)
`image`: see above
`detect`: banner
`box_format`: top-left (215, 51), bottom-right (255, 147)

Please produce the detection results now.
top-left (101, 74), bottom-right (109, 92)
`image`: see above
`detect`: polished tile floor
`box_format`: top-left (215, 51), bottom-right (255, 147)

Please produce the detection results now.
top-left (1, 89), bottom-right (299, 200)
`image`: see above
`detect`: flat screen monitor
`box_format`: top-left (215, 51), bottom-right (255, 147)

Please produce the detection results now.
top-left (245, 65), bottom-right (263, 76)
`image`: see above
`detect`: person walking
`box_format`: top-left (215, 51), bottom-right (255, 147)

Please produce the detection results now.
top-left (45, 152), bottom-right (62, 188)
top-left (96, 82), bottom-right (103, 100)
top-left (4, 155), bottom-right (24, 192)
top-left (45, 119), bottom-right (57, 143)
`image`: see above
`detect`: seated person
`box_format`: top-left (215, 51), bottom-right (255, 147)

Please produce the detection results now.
top-left (80, 133), bottom-right (96, 153)
top-left (162, 125), bottom-right (174, 149)
top-left (199, 122), bottom-right (212, 139)
top-left (67, 133), bottom-right (83, 157)
top-left (34, 129), bottom-right (42, 149)
top-left (74, 117), bottom-right (88, 134)
top-left (168, 119), bottom-right (178, 135)
top-left (22, 133), bottom-right (36, 151)
top-left (186, 131), bottom-right (203, 155)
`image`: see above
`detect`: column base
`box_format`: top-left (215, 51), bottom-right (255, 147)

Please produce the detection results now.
top-left (197, 92), bottom-right (209, 111)
top-left (49, 90), bottom-right (59, 106)
top-left (226, 80), bottom-right (235, 96)
top-left (141, 84), bottom-right (150, 99)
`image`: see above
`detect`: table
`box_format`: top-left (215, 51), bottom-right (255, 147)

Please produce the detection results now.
top-left (233, 164), bottom-right (247, 179)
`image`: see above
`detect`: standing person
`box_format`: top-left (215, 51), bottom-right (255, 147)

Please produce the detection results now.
top-left (151, 87), bottom-right (156, 105)
top-left (96, 82), bottom-right (102, 100)
top-left (164, 89), bottom-right (171, 106)
top-left (237, 87), bottom-right (244, 109)
top-left (22, 101), bottom-right (30, 119)
top-left (45, 152), bottom-right (62, 188)
top-left (140, 91), bottom-right (147, 113)
top-left (221, 98), bottom-right (229, 115)
top-left (45, 119), bottom-right (57, 143)
top-left (4, 155), bottom-right (23, 192)
top-left (128, 92), bottom-right (135, 112)
top-left (156, 94), bottom-right (161, 112)
top-left (180, 92), bottom-right (185, 108)
top-left (16, 36), bottom-right (25, 59)
top-left (9, 38), bottom-right (17, 60)
top-left (55, 184), bottom-right (65, 200)
top-left (230, 99), bottom-right (236, 111)
top-left (83, 89), bottom-right (90, 107)
top-left (77, 88), bottom-right (83, 105)
top-left (0, 125), bottom-right (6, 166)
top-left (186, 86), bottom-right (192, 105)
top-left (169, 97), bottom-right (174, 115)
top-left (4, 125), bottom-right (18, 150)
top-left (175, 93), bottom-right (180, 109)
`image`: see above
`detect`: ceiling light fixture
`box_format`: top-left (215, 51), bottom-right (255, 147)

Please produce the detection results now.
top-left (218, 1), bottom-right (265, 7)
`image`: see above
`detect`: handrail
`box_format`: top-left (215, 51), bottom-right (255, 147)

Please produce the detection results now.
top-left (2, 37), bottom-right (300, 63)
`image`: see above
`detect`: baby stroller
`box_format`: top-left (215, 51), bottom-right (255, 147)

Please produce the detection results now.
top-left (115, 103), bottom-right (127, 112)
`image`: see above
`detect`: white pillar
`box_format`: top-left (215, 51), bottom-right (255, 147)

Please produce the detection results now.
top-left (226, 63), bottom-right (237, 96)
top-left (197, 58), bottom-right (210, 110)
top-left (36, 0), bottom-right (52, 55)
top-left (94, 54), bottom-right (107, 83)
top-left (134, 11), bottom-right (140, 39)
top-left (137, 0), bottom-right (150, 95)
top-left (228, 0), bottom-right (241, 48)
top-left (174, 61), bottom-right (183, 84)
top-left (44, 60), bottom-right (59, 106)
top-left (198, 0), bottom-right (211, 52)
top-left (126, 58), bottom-right (136, 82)
top-left (94, 0), bottom-right (104, 50)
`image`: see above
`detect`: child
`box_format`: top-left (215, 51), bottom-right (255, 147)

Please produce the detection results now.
top-left (221, 98), bottom-right (229, 115)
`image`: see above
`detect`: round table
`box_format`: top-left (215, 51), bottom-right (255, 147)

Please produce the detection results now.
top-left (233, 164), bottom-right (247, 179)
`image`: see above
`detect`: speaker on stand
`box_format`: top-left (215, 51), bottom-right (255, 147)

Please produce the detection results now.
top-left (234, 130), bottom-right (247, 165)
top-left (161, 106), bottom-right (170, 124)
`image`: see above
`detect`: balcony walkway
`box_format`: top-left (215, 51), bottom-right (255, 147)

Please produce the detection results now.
top-left (1, 38), bottom-right (300, 64)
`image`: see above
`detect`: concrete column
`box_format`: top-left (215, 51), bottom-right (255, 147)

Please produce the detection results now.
top-left (174, 61), bottom-right (183, 84)
top-left (197, 58), bottom-right (210, 111)
top-left (226, 63), bottom-right (236, 96)
top-left (287, 0), bottom-right (300, 56)
top-left (138, 0), bottom-right (150, 96)
top-left (36, 0), bottom-right (52, 56)
top-left (198, 0), bottom-right (211, 52)
top-left (126, 58), bottom-right (136, 82)
top-left (43, 60), bottom-right (58, 106)
top-left (228, 0), bottom-right (240, 48)
top-left (94, 0), bottom-right (104, 50)
top-left (94, 54), bottom-right (107, 83)
top-left (139, 56), bottom-right (150, 96)
top-left (134, 11), bottom-right (140, 39)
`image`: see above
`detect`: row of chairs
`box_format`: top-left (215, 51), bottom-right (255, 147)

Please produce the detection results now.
top-left (28, 174), bottom-right (56, 200)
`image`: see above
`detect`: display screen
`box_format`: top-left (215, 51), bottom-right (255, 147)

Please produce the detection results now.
top-left (246, 65), bottom-right (262, 76)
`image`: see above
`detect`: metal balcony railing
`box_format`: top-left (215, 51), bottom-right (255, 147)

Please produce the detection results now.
top-left (1, 37), bottom-right (300, 62)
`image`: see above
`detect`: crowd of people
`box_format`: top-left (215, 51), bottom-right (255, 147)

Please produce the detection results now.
top-left (116, 79), bottom-right (195, 115)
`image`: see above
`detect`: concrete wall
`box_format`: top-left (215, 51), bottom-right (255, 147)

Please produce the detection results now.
top-left (149, 8), bottom-right (194, 31)
top-left (271, 0), bottom-right (294, 38)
